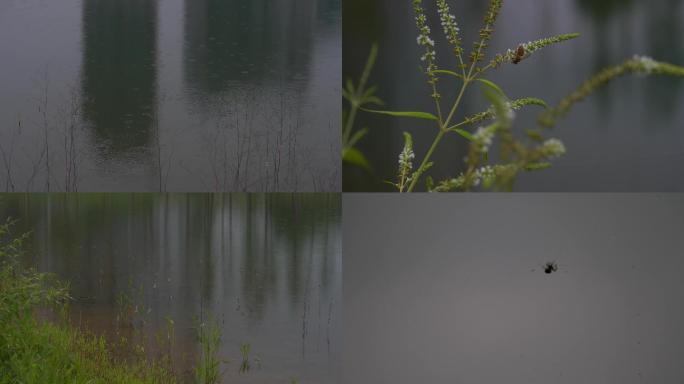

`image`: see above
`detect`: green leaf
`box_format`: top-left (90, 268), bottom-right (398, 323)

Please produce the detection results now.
top-left (345, 78), bottom-right (355, 95)
top-left (362, 109), bottom-right (438, 121)
top-left (382, 180), bottom-right (399, 189)
top-left (452, 129), bottom-right (474, 141)
top-left (343, 148), bottom-right (372, 171)
top-left (476, 78), bottom-right (505, 97)
top-left (482, 87), bottom-right (511, 127)
top-left (431, 69), bottom-right (465, 79)
top-left (362, 85), bottom-right (378, 99)
top-left (425, 176), bottom-right (435, 192)
top-left (361, 96), bottom-right (384, 106)
top-left (347, 127), bottom-right (369, 148)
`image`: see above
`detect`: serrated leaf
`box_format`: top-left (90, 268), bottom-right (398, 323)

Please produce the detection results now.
top-left (363, 109), bottom-right (438, 121)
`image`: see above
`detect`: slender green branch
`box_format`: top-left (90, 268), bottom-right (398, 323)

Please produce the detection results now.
top-left (406, 129), bottom-right (446, 192)
top-left (343, 44), bottom-right (378, 145)
top-left (442, 77), bottom-right (470, 133)
top-left (540, 56), bottom-right (684, 127)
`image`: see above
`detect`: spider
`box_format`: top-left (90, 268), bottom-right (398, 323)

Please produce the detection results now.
top-left (531, 261), bottom-right (561, 274)
top-left (543, 261), bottom-right (559, 274)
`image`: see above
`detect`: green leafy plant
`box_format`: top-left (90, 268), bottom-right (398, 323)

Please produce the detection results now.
top-left (342, 43), bottom-right (382, 172)
top-left (345, 0), bottom-right (684, 192)
top-left (239, 342), bottom-right (251, 374)
top-left (194, 315), bottom-right (225, 384)
top-left (0, 219), bottom-right (176, 384)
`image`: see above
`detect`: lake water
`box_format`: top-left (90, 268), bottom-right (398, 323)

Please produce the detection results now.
top-left (0, 193), bottom-right (341, 384)
top-left (343, 0), bottom-right (684, 191)
top-left (0, 0), bottom-right (341, 192)
top-left (343, 194), bottom-right (684, 383)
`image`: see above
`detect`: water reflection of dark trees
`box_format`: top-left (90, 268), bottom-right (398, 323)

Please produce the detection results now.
top-left (184, 0), bottom-right (315, 92)
top-left (81, 0), bottom-right (158, 153)
top-left (0, 193), bottom-right (340, 381)
top-left (1, 194), bottom-right (340, 324)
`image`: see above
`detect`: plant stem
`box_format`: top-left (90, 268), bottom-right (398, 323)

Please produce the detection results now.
top-left (406, 129), bottom-right (445, 192)
top-left (406, 76), bottom-right (470, 192)
top-left (344, 44), bottom-right (378, 146)
top-left (342, 102), bottom-right (358, 146)
top-left (442, 78), bottom-right (470, 131)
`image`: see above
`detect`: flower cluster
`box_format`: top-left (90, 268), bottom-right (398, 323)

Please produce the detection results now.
top-left (398, 145), bottom-right (415, 169)
top-left (502, 101), bottom-right (516, 121)
top-left (473, 126), bottom-right (495, 153)
top-left (476, 165), bottom-right (496, 186)
top-left (633, 55), bottom-right (658, 75)
top-left (463, 98), bottom-right (546, 125)
top-left (396, 132), bottom-right (417, 191)
top-left (413, 0), bottom-right (437, 68)
top-left (432, 165), bottom-right (506, 192)
top-left (541, 56), bottom-right (684, 127)
top-left (436, 0), bottom-right (463, 56)
top-left (540, 138), bottom-right (566, 158)
top-left (490, 33), bottom-right (580, 68)
top-left (470, 0), bottom-right (503, 63)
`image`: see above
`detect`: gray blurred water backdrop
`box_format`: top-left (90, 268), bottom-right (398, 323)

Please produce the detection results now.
top-left (0, 0), bottom-right (340, 192)
top-left (343, 193), bottom-right (684, 383)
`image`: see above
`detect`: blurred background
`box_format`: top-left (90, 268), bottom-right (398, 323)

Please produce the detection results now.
top-left (343, 0), bottom-right (684, 191)
top-left (343, 194), bottom-right (684, 383)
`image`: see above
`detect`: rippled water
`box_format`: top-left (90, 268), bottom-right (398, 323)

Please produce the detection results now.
top-left (0, 193), bottom-right (341, 383)
top-left (343, 0), bottom-right (684, 191)
top-left (0, 0), bottom-right (340, 192)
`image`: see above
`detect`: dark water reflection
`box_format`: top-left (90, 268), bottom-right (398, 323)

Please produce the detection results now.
top-left (0, 193), bottom-right (341, 384)
top-left (343, 0), bottom-right (684, 191)
top-left (0, 0), bottom-right (340, 192)
top-left (81, 0), bottom-right (158, 152)
top-left (184, 0), bottom-right (314, 89)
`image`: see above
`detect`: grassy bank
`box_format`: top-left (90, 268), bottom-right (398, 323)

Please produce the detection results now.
top-left (0, 220), bottom-right (177, 384)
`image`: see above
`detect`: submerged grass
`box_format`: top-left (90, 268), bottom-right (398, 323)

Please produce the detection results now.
top-left (194, 315), bottom-right (224, 384)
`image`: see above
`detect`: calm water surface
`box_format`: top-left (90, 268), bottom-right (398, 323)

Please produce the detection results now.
top-left (0, 0), bottom-right (340, 192)
top-left (344, 194), bottom-right (684, 383)
top-left (344, 0), bottom-right (684, 191)
top-left (1, 193), bottom-right (341, 384)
